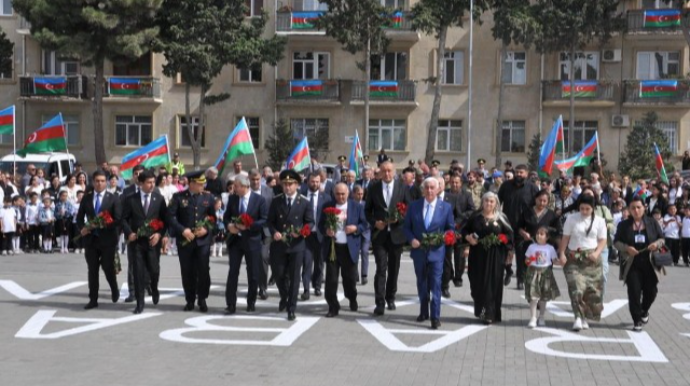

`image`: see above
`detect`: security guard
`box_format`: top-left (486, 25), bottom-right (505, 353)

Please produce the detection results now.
top-left (168, 170), bottom-right (216, 312)
top-left (333, 155), bottom-right (348, 183)
top-left (267, 170), bottom-right (315, 321)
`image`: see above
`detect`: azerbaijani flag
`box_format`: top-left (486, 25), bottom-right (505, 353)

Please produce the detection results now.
top-left (214, 117), bottom-right (256, 175)
top-left (654, 142), bottom-right (669, 184)
top-left (644, 9), bottom-right (681, 28)
top-left (291, 80), bottom-right (323, 97)
top-left (349, 130), bottom-right (364, 178)
top-left (109, 78), bottom-right (144, 96)
top-left (370, 81), bottom-right (398, 97)
top-left (633, 185), bottom-right (649, 201)
top-left (555, 132), bottom-right (598, 172)
top-left (538, 116), bottom-right (565, 177)
top-left (34, 77), bottom-right (67, 95)
top-left (562, 81), bottom-right (597, 98)
top-left (387, 11), bottom-right (403, 29)
top-left (17, 114), bottom-right (67, 157)
top-left (292, 11), bottom-right (323, 29)
top-left (0, 105), bottom-right (14, 135)
top-left (286, 137), bottom-right (311, 172)
top-left (640, 80), bottom-right (677, 98)
top-left (120, 136), bottom-right (170, 180)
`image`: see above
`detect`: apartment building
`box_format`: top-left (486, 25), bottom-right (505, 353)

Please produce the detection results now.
top-left (0, 0), bottom-right (688, 173)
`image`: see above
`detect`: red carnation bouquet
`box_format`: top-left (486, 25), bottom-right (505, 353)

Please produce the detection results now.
top-left (444, 230), bottom-right (456, 246)
top-left (74, 210), bottom-right (114, 241)
top-left (323, 207), bottom-right (343, 262)
top-left (420, 230), bottom-right (457, 249)
top-left (182, 215), bottom-right (216, 246)
top-left (282, 224), bottom-right (311, 244)
top-left (525, 255), bottom-right (537, 266)
top-left (135, 219), bottom-right (165, 240)
top-left (479, 233), bottom-right (509, 248)
top-left (232, 213), bottom-right (255, 229)
top-left (373, 202), bottom-right (408, 239)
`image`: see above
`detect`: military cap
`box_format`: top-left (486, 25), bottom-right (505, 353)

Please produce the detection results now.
top-left (338, 155), bottom-right (347, 162)
top-left (408, 160), bottom-right (415, 166)
top-left (184, 170), bottom-right (206, 184)
top-left (431, 160), bottom-right (441, 167)
top-left (477, 158), bottom-right (486, 165)
top-left (280, 169), bottom-right (302, 184)
top-left (363, 155), bottom-right (370, 161)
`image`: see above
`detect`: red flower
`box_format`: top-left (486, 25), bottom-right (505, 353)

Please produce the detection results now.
top-left (239, 213), bottom-right (254, 228)
top-left (498, 233), bottom-right (508, 245)
top-left (149, 219), bottom-right (164, 232)
top-left (208, 215), bottom-right (216, 223)
top-left (300, 224), bottom-right (311, 237)
top-left (323, 207), bottom-right (342, 216)
top-left (525, 255), bottom-right (537, 266)
top-left (444, 230), bottom-right (456, 246)
top-left (100, 211), bottom-right (114, 225)
top-left (396, 202), bottom-right (408, 217)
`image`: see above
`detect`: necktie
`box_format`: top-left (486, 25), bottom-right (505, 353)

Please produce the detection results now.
top-left (240, 197), bottom-right (247, 214)
top-left (424, 203), bottom-right (432, 229)
top-left (94, 193), bottom-right (101, 214)
top-left (287, 197), bottom-right (292, 211)
top-left (143, 194), bottom-right (150, 215)
top-left (385, 184), bottom-right (391, 206)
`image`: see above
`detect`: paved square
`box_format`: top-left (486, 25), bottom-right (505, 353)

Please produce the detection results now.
top-left (1, 252), bottom-right (690, 386)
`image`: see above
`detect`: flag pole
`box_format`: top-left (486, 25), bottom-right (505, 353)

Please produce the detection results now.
top-left (165, 134), bottom-right (171, 165)
top-left (12, 106), bottom-right (16, 177)
top-left (244, 117), bottom-right (259, 170)
top-left (60, 113), bottom-right (71, 160)
top-left (595, 131), bottom-right (601, 169)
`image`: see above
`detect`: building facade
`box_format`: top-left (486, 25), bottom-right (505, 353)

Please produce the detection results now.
top-left (0, 0), bottom-right (688, 173)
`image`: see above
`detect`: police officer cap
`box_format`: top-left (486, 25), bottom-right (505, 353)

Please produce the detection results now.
top-left (363, 155), bottom-right (369, 161)
top-left (338, 155), bottom-right (347, 162)
top-left (280, 169), bottom-right (302, 184)
top-left (477, 158), bottom-right (486, 164)
top-left (184, 170), bottom-right (206, 184)
top-left (431, 160), bottom-right (441, 167)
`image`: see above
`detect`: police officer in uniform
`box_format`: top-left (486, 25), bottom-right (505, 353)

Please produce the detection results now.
top-left (168, 170), bottom-right (216, 312)
top-left (267, 170), bottom-right (315, 321)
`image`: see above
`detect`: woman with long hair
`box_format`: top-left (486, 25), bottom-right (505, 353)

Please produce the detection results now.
top-left (463, 192), bottom-right (513, 324)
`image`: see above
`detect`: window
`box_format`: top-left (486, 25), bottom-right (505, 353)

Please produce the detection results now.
top-left (239, 116), bottom-right (261, 149)
top-left (382, 0), bottom-right (405, 8)
top-left (1, 0), bottom-right (12, 15)
top-left (436, 120), bottom-right (462, 152)
top-left (501, 120), bottom-right (526, 153)
top-left (371, 52), bottom-right (407, 81)
top-left (245, 0), bottom-right (264, 15)
top-left (113, 52), bottom-right (152, 76)
top-left (42, 114), bottom-right (80, 146)
top-left (238, 67), bottom-right (262, 83)
top-left (293, 52), bottom-right (330, 80)
top-left (634, 120), bottom-right (678, 152)
top-left (502, 51), bottom-right (526, 85)
top-left (179, 116), bottom-right (205, 148)
top-left (368, 119), bottom-right (406, 151)
top-left (442, 51), bottom-right (464, 85)
top-left (115, 115), bottom-right (152, 147)
top-left (559, 52), bottom-right (599, 80)
top-left (42, 51), bottom-right (79, 76)
top-left (0, 53), bottom-right (11, 79)
top-left (636, 51), bottom-right (680, 80)
top-left (564, 120), bottom-right (597, 152)
top-left (291, 118), bottom-right (329, 141)
top-left (642, 0), bottom-right (674, 9)
top-left (300, 0), bottom-right (328, 11)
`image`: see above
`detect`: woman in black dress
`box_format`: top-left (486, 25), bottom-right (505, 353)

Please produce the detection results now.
top-left (464, 191), bottom-right (514, 324)
top-left (518, 189), bottom-right (562, 247)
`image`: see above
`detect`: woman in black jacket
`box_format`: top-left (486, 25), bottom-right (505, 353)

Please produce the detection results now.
top-left (614, 196), bottom-right (666, 332)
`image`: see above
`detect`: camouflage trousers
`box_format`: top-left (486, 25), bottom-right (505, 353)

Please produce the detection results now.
top-left (525, 265), bottom-right (560, 303)
top-left (564, 249), bottom-right (604, 321)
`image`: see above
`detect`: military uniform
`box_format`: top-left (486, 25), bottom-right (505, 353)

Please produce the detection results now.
top-left (168, 172), bottom-right (216, 312)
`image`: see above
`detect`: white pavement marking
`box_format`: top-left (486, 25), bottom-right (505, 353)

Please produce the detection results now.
top-left (15, 310), bottom-right (161, 339)
top-left (0, 280), bottom-right (87, 300)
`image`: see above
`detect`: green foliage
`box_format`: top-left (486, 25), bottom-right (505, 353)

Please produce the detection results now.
top-left (526, 133), bottom-right (543, 172)
top-left (490, 0), bottom-right (540, 48)
top-left (265, 119), bottom-right (295, 171)
top-left (411, 0), bottom-right (490, 36)
top-left (0, 28), bottom-right (13, 77)
top-left (619, 112), bottom-right (675, 181)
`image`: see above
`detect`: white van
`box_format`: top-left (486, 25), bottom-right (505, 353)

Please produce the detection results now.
top-left (0, 152), bottom-right (76, 183)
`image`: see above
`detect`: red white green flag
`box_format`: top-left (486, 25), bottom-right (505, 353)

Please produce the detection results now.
top-left (17, 114), bottom-right (67, 157)
top-left (554, 132), bottom-right (598, 172)
top-left (214, 117), bottom-right (256, 175)
top-left (0, 105), bottom-right (14, 136)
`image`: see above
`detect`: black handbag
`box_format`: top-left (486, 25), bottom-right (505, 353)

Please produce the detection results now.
top-left (652, 247), bottom-right (673, 268)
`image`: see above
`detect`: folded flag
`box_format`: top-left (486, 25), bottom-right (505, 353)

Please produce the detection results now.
top-left (387, 11), bottom-right (403, 29)
top-left (0, 105), bottom-right (14, 136)
top-left (370, 81), bottom-right (398, 97)
top-left (644, 9), bottom-right (681, 28)
top-left (349, 130), bottom-right (364, 178)
top-left (538, 115), bottom-right (565, 177)
top-left (17, 114), bottom-right (67, 157)
top-left (291, 80), bottom-right (323, 97)
top-left (34, 77), bottom-right (66, 96)
top-left (555, 132), bottom-right (598, 172)
top-left (292, 11), bottom-right (323, 29)
top-left (109, 78), bottom-right (146, 96)
top-left (654, 142), bottom-right (669, 185)
top-left (640, 80), bottom-right (677, 98)
top-left (562, 81), bottom-right (597, 98)
top-left (121, 136), bottom-right (170, 180)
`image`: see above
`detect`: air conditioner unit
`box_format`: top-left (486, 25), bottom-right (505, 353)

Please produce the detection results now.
top-left (611, 114), bottom-right (630, 128)
top-left (602, 49), bottom-right (622, 63)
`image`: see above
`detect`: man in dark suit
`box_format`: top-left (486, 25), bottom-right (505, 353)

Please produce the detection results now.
top-left (356, 166), bottom-right (374, 200)
top-left (120, 170), bottom-right (168, 314)
top-left (402, 166), bottom-right (422, 201)
top-left (302, 172), bottom-right (331, 299)
top-left (77, 170), bottom-right (123, 310)
top-left (301, 168), bottom-right (333, 200)
top-left (445, 173), bottom-right (476, 290)
top-left (267, 170), bottom-right (315, 321)
top-left (404, 177), bottom-right (455, 329)
top-left (223, 174), bottom-right (268, 314)
top-left (249, 169), bottom-right (273, 300)
top-left (351, 185), bottom-right (371, 285)
top-left (321, 183), bottom-right (369, 317)
top-left (365, 160), bottom-right (411, 316)
top-left (121, 164), bottom-right (144, 303)
top-left (168, 170), bottom-right (217, 312)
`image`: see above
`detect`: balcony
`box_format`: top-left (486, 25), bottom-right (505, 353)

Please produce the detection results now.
top-left (626, 9), bottom-right (688, 36)
top-left (103, 77), bottom-right (161, 100)
top-left (623, 79), bottom-right (690, 106)
top-left (19, 76), bottom-right (87, 99)
top-left (276, 79), bottom-right (341, 104)
top-left (542, 80), bottom-right (616, 107)
top-left (276, 9), bottom-right (326, 34)
top-left (351, 80), bottom-right (416, 104)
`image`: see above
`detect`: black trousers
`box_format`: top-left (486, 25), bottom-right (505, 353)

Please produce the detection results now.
top-left (303, 235), bottom-right (325, 292)
top-left (516, 240), bottom-right (529, 282)
top-left (682, 238), bottom-right (690, 265)
top-left (325, 243), bottom-right (358, 313)
top-left (442, 243), bottom-right (465, 290)
top-left (667, 238), bottom-right (681, 264)
top-left (626, 260), bottom-right (658, 324)
top-left (28, 225), bottom-right (40, 250)
top-left (132, 241), bottom-right (160, 305)
top-left (177, 243), bottom-right (211, 304)
top-left (270, 248), bottom-right (303, 313)
top-left (85, 243), bottom-right (119, 303)
top-left (226, 243), bottom-right (260, 307)
top-left (372, 231), bottom-right (403, 307)
top-left (259, 235), bottom-right (271, 291)
top-left (2, 232), bottom-right (13, 252)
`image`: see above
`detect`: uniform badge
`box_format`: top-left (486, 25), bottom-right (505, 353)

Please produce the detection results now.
top-left (182, 199), bottom-right (188, 208)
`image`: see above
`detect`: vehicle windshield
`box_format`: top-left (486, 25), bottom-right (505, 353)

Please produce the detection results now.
top-left (0, 162), bottom-right (49, 176)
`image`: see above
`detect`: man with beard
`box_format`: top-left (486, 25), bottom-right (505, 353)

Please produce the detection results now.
top-left (497, 164), bottom-right (540, 289)
top-left (466, 171), bottom-right (485, 209)
top-left (444, 173), bottom-right (475, 290)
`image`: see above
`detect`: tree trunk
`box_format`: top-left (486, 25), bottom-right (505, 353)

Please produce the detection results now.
top-left (568, 46), bottom-right (576, 157)
top-left (425, 25), bottom-right (447, 164)
top-left (495, 45), bottom-right (507, 167)
top-left (194, 84), bottom-right (205, 170)
top-left (364, 37), bottom-right (371, 155)
top-left (184, 82), bottom-right (199, 170)
top-left (92, 58), bottom-right (106, 165)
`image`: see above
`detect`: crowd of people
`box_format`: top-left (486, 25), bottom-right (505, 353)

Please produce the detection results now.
top-left (1, 149), bottom-right (690, 332)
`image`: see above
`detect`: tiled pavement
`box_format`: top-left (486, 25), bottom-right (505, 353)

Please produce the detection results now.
top-left (1, 252), bottom-right (690, 386)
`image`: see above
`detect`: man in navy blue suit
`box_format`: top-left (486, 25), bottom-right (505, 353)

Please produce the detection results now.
top-left (320, 183), bottom-right (369, 317)
top-left (404, 177), bottom-right (455, 329)
top-left (223, 175), bottom-right (268, 314)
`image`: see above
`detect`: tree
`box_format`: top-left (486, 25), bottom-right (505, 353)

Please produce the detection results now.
top-left (532, 0), bottom-right (624, 155)
top-left (525, 133), bottom-right (543, 172)
top-left (619, 112), bottom-right (675, 181)
top-left (315, 0), bottom-right (390, 153)
top-left (157, 0), bottom-right (285, 169)
top-left (265, 119), bottom-right (295, 171)
top-left (14, 0), bottom-right (162, 165)
top-left (411, 0), bottom-right (490, 164)
top-left (0, 28), bottom-right (13, 78)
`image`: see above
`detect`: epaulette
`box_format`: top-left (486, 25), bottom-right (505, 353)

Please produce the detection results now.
top-left (274, 193), bottom-right (285, 199)
top-left (300, 194), bottom-right (309, 200)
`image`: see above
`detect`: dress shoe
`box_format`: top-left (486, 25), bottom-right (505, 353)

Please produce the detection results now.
top-left (287, 311), bottom-right (296, 321)
top-left (133, 304), bottom-right (144, 314)
top-left (360, 276), bottom-right (368, 286)
top-left (84, 301), bottom-right (98, 310)
top-left (373, 305), bottom-right (385, 316)
top-left (111, 288), bottom-right (120, 303)
top-left (279, 300), bottom-right (287, 312)
top-left (442, 289), bottom-right (451, 298)
top-left (246, 304), bottom-right (256, 312)
top-left (151, 288), bottom-right (160, 305)
top-left (349, 299), bottom-right (358, 312)
top-left (326, 311), bottom-right (338, 318)
top-left (314, 288), bottom-right (322, 296)
top-left (387, 301), bottom-right (396, 311)
top-left (124, 295), bottom-right (135, 303)
top-left (453, 279), bottom-right (462, 288)
top-left (416, 314), bottom-right (429, 322)
top-left (183, 303), bottom-right (194, 311)
top-left (641, 311), bottom-right (650, 324)
top-left (504, 267), bottom-right (513, 286)
top-left (431, 319), bottom-right (441, 330)
top-left (258, 289), bottom-right (268, 300)
top-left (225, 305), bottom-right (236, 315)
top-left (300, 291), bottom-right (310, 301)
top-left (198, 300), bottom-right (208, 313)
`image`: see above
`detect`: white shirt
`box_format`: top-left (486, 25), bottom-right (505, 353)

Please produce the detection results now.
top-left (525, 243), bottom-right (558, 268)
top-left (285, 193), bottom-right (297, 207)
top-left (682, 217), bottom-right (690, 238)
top-left (382, 181), bottom-right (394, 206)
top-left (92, 190), bottom-right (105, 211)
top-left (239, 191), bottom-right (251, 213)
top-left (663, 214), bottom-right (681, 239)
top-left (307, 190), bottom-right (319, 218)
top-left (335, 202), bottom-right (348, 244)
top-left (1, 207), bottom-right (17, 233)
top-left (563, 212), bottom-right (607, 250)
top-left (26, 203), bottom-right (39, 225)
top-left (423, 198), bottom-right (438, 228)
top-left (140, 191), bottom-right (152, 213)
